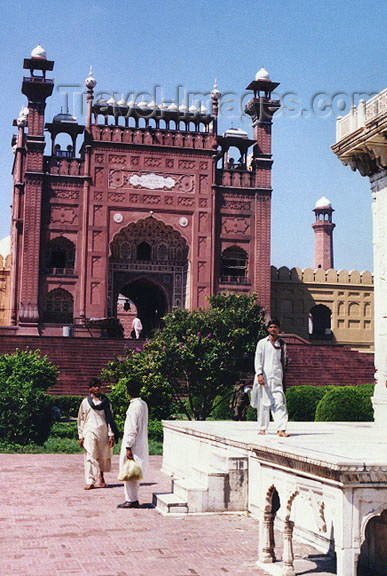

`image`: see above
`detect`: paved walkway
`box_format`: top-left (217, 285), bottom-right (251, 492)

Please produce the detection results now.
top-left (0, 454), bottom-right (335, 576)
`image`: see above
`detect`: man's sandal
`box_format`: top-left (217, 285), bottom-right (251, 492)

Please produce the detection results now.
top-left (84, 484), bottom-right (94, 490)
top-left (117, 501), bottom-right (140, 509)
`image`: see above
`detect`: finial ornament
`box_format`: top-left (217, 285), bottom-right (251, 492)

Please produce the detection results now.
top-left (85, 66), bottom-right (97, 90)
top-left (211, 79), bottom-right (221, 101)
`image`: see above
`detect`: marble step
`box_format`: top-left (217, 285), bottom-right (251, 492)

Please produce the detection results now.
top-left (152, 492), bottom-right (188, 514)
top-left (172, 477), bottom-right (208, 512)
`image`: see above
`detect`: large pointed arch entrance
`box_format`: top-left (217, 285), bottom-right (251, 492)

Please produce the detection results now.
top-left (109, 216), bottom-right (189, 336)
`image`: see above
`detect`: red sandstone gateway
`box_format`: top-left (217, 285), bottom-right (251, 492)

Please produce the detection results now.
top-left (10, 46), bottom-right (280, 337)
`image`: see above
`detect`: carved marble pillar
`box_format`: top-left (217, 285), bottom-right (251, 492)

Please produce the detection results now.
top-left (370, 168), bottom-right (387, 424)
top-left (259, 511), bottom-right (275, 563)
top-left (332, 89), bottom-right (387, 426)
top-left (282, 520), bottom-right (296, 576)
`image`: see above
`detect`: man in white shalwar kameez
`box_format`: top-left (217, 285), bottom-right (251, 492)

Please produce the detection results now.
top-left (117, 380), bottom-right (149, 509)
top-left (250, 318), bottom-right (289, 437)
top-left (78, 378), bottom-right (117, 489)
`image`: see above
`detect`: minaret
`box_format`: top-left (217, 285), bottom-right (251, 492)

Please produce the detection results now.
top-left (17, 44), bottom-right (54, 330)
top-left (245, 67), bottom-right (280, 312)
top-left (312, 196), bottom-right (335, 269)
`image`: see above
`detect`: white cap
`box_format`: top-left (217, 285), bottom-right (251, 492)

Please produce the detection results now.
top-left (255, 66), bottom-right (271, 81)
top-left (31, 44), bottom-right (47, 60)
top-left (315, 196), bottom-right (332, 209)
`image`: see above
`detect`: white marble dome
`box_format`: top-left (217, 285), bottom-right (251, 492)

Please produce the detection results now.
top-left (0, 236), bottom-right (11, 259)
top-left (255, 66), bottom-right (271, 81)
top-left (223, 127), bottom-right (249, 139)
top-left (31, 44), bottom-right (47, 60)
top-left (315, 196), bottom-right (332, 209)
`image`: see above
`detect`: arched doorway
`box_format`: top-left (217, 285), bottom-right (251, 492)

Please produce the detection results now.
top-left (109, 216), bottom-right (189, 331)
top-left (119, 278), bottom-right (167, 337)
top-left (309, 304), bottom-right (332, 340)
top-left (357, 510), bottom-right (387, 575)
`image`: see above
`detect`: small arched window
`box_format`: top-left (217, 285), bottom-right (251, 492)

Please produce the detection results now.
top-left (137, 241), bottom-right (152, 261)
top-left (43, 288), bottom-right (74, 324)
top-left (47, 237), bottom-right (75, 272)
top-left (221, 246), bottom-right (248, 283)
top-left (309, 304), bottom-right (332, 340)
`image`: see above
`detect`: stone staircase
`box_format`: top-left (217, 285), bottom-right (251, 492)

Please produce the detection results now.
top-left (0, 335), bottom-right (143, 395)
top-left (153, 449), bottom-right (248, 514)
top-left (0, 333), bottom-right (374, 396)
top-left (285, 338), bottom-right (374, 388)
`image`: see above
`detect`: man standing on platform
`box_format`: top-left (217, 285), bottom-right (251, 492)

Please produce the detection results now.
top-left (78, 377), bottom-right (118, 490)
top-left (117, 380), bottom-right (149, 509)
top-left (250, 318), bottom-right (289, 437)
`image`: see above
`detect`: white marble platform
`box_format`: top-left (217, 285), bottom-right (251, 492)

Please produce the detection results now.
top-left (156, 421), bottom-right (387, 576)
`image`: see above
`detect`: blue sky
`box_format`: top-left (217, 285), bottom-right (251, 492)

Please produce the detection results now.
top-left (0, 0), bottom-right (385, 271)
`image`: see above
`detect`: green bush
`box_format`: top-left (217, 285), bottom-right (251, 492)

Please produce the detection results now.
top-left (286, 386), bottom-right (335, 422)
top-left (0, 350), bottom-right (58, 445)
top-left (148, 419), bottom-right (163, 442)
top-left (50, 421), bottom-right (78, 439)
top-left (315, 385), bottom-right (374, 422)
top-left (48, 395), bottom-right (83, 419)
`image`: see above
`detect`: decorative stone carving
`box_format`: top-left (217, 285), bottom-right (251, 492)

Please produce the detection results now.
top-left (165, 159), bottom-right (174, 168)
top-left (92, 256), bottom-right (101, 277)
top-left (198, 212), bottom-right (208, 232)
top-left (199, 161), bottom-right (208, 170)
top-left (144, 157), bottom-right (162, 168)
top-left (199, 198), bottom-right (207, 208)
top-left (143, 194), bottom-right (161, 205)
top-left (95, 154), bottom-right (104, 164)
top-left (108, 192), bottom-right (126, 203)
top-left (109, 154), bottom-right (126, 165)
top-left (50, 206), bottom-right (78, 225)
top-left (131, 173), bottom-right (175, 189)
top-left (129, 194), bottom-right (139, 203)
top-left (198, 236), bottom-right (207, 256)
top-left (199, 174), bottom-right (208, 194)
top-left (177, 197), bottom-right (194, 207)
top-left (94, 191), bottom-right (103, 201)
top-left (222, 199), bottom-right (251, 211)
top-left (113, 213), bottom-right (123, 223)
top-left (179, 159), bottom-right (195, 169)
top-left (165, 196), bottom-right (174, 205)
top-left (179, 217), bottom-right (188, 228)
top-left (52, 190), bottom-right (80, 201)
top-left (93, 206), bottom-right (103, 226)
top-left (92, 231), bottom-right (102, 251)
top-left (222, 216), bottom-right (250, 235)
top-left (130, 156), bottom-right (140, 166)
top-left (94, 167), bottom-right (104, 187)
top-left (108, 169), bottom-right (195, 193)
top-left (90, 281), bottom-right (100, 304)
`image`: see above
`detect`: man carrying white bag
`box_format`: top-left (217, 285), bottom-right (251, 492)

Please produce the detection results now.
top-left (117, 379), bottom-right (149, 509)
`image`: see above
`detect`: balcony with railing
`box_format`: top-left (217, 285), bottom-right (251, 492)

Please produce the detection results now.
top-left (336, 89), bottom-right (387, 142)
top-left (44, 156), bottom-right (84, 176)
top-left (90, 124), bottom-right (216, 150)
top-left (216, 168), bottom-right (255, 188)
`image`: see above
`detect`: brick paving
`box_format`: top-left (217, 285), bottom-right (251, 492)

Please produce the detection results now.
top-left (0, 454), bottom-right (335, 576)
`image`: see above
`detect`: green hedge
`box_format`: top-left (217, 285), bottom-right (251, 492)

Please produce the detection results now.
top-left (286, 386), bottom-right (335, 422)
top-left (48, 395), bottom-right (83, 419)
top-left (315, 385), bottom-right (374, 422)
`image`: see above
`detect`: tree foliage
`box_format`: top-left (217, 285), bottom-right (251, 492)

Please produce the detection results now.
top-left (103, 293), bottom-right (266, 421)
top-left (0, 350), bottom-right (58, 444)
